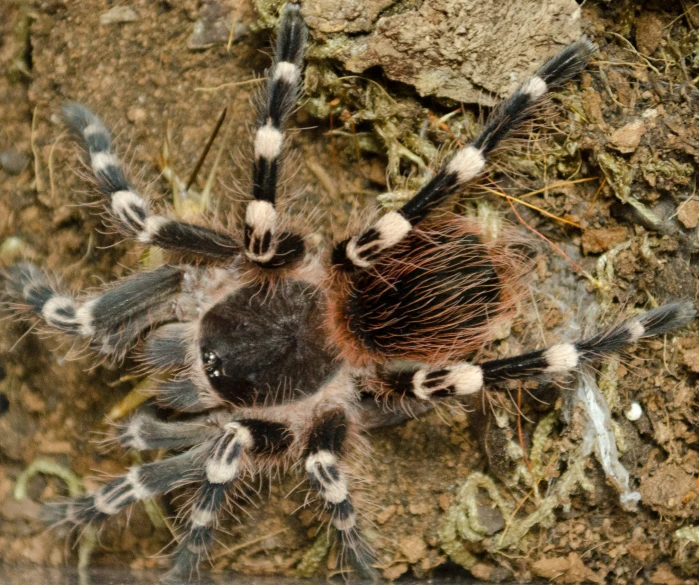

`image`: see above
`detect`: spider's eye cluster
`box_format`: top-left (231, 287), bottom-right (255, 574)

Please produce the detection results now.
top-left (202, 350), bottom-right (222, 378)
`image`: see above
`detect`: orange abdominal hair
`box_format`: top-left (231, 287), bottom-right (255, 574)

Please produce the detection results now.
top-left (328, 215), bottom-right (527, 366)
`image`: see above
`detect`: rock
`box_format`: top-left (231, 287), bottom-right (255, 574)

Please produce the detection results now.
top-left (608, 120), bottom-right (645, 153)
top-left (532, 553), bottom-right (596, 583)
top-left (640, 462), bottom-right (697, 518)
top-left (476, 501), bottom-right (505, 535)
top-left (0, 498), bottom-right (41, 522)
top-left (581, 88), bottom-right (605, 127)
top-left (0, 394), bottom-right (8, 416)
top-left (127, 106), bottom-right (147, 124)
top-left (624, 402), bottom-right (643, 421)
top-left (303, 0), bottom-right (396, 34)
top-left (635, 13), bottom-right (664, 56)
top-left (682, 347), bottom-right (699, 373)
top-left (649, 564), bottom-right (683, 585)
top-left (678, 200), bottom-right (699, 229)
top-left (399, 534), bottom-right (427, 564)
top-left (408, 502), bottom-right (428, 515)
top-left (376, 504), bottom-right (396, 524)
top-left (471, 563), bottom-right (494, 581)
top-left (100, 6), bottom-right (139, 25)
top-left (382, 563), bottom-right (408, 580)
top-left (686, 4), bottom-right (699, 28)
top-left (189, 0), bottom-right (248, 49)
top-left (0, 407), bottom-right (36, 461)
top-left (21, 388), bottom-right (45, 413)
top-left (1, 149), bottom-right (29, 175)
top-left (301, 0), bottom-right (583, 106)
top-left (581, 226), bottom-right (628, 254)
top-left (532, 556), bottom-right (570, 579)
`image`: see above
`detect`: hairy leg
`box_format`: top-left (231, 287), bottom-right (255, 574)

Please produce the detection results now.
top-left (303, 407), bottom-right (375, 575)
top-left (243, 3), bottom-right (307, 269)
top-left (378, 303), bottom-right (696, 400)
top-left (333, 38), bottom-right (596, 271)
top-left (5, 262), bottom-right (186, 358)
top-left (62, 103), bottom-right (240, 262)
top-left (170, 419), bottom-right (292, 579)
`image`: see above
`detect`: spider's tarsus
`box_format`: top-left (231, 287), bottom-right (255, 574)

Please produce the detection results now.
top-left (537, 35), bottom-right (597, 87)
top-left (5, 262), bottom-right (187, 358)
top-left (638, 301), bottom-right (697, 337)
top-left (337, 520), bottom-right (380, 580)
top-left (276, 3), bottom-right (307, 67)
top-left (62, 101), bottom-right (130, 195)
top-left (63, 102), bottom-right (242, 261)
top-left (3, 262), bottom-right (53, 313)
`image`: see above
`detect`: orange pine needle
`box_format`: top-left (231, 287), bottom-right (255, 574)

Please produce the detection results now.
top-left (517, 177), bottom-right (598, 199)
top-left (505, 196), bottom-right (597, 284)
top-left (481, 184), bottom-right (583, 229)
top-left (582, 176), bottom-right (607, 219)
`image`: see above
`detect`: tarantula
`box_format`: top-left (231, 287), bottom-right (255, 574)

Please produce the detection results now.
top-left (5, 3), bottom-right (696, 580)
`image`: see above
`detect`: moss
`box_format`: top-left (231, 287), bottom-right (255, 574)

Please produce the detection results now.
top-left (295, 531), bottom-right (331, 577)
top-left (251, 0), bottom-right (285, 30)
top-left (596, 151), bottom-right (662, 228)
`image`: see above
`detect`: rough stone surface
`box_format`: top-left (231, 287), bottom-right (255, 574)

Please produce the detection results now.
top-left (635, 12), bottom-right (664, 56)
top-left (608, 119), bottom-right (645, 153)
top-left (304, 0), bottom-right (583, 106)
top-left (678, 200), bottom-right (699, 229)
top-left (99, 6), bottom-right (139, 26)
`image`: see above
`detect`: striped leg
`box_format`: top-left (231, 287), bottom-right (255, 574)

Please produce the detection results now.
top-left (244, 3), bottom-right (307, 269)
top-left (141, 322), bottom-right (192, 370)
top-left (380, 303), bottom-right (696, 400)
top-left (154, 379), bottom-right (210, 413)
top-left (44, 448), bottom-right (206, 527)
top-left (333, 38), bottom-right (596, 271)
top-left (170, 419), bottom-right (292, 579)
top-left (62, 103), bottom-right (239, 262)
top-left (118, 412), bottom-right (223, 451)
top-left (5, 262), bottom-right (185, 358)
top-left (304, 408), bottom-right (373, 573)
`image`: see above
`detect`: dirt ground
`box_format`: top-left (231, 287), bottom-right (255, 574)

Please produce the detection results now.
top-left (1, 0), bottom-right (699, 583)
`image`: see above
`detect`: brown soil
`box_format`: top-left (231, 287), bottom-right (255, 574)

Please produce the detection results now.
top-left (1, 1), bottom-right (698, 584)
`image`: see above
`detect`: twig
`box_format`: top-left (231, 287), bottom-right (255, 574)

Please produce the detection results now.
top-left (506, 196), bottom-right (598, 286)
top-left (31, 106), bottom-right (45, 193)
top-left (212, 527), bottom-right (288, 560)
top-left (186, 107), bottom-right (227, 192)
top-left (48, 130), bottom-right (67, 200)
top-left (194, 77), bottom-right (266, 93)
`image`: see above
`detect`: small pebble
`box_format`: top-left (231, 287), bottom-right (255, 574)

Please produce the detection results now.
top-left (678, 200), bottom-right (699, 229)
top-left (127, 106), bottom-right (148, 124)
top-left (625, 402), bottom-right (643, 421)
top-left (608, 119), bottom-right (645, 154)
top-left (1, 149), bottom-right (29, 175)
top-left (100, 6), bottom-right (139, 25)
top-left (189, 0), bottom-right (248, 49)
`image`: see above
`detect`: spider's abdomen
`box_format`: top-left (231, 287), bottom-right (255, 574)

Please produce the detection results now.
top-left (330, 217), bottom-right (525, 365)
top-left (198, 279), bottom-right (339, 406)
